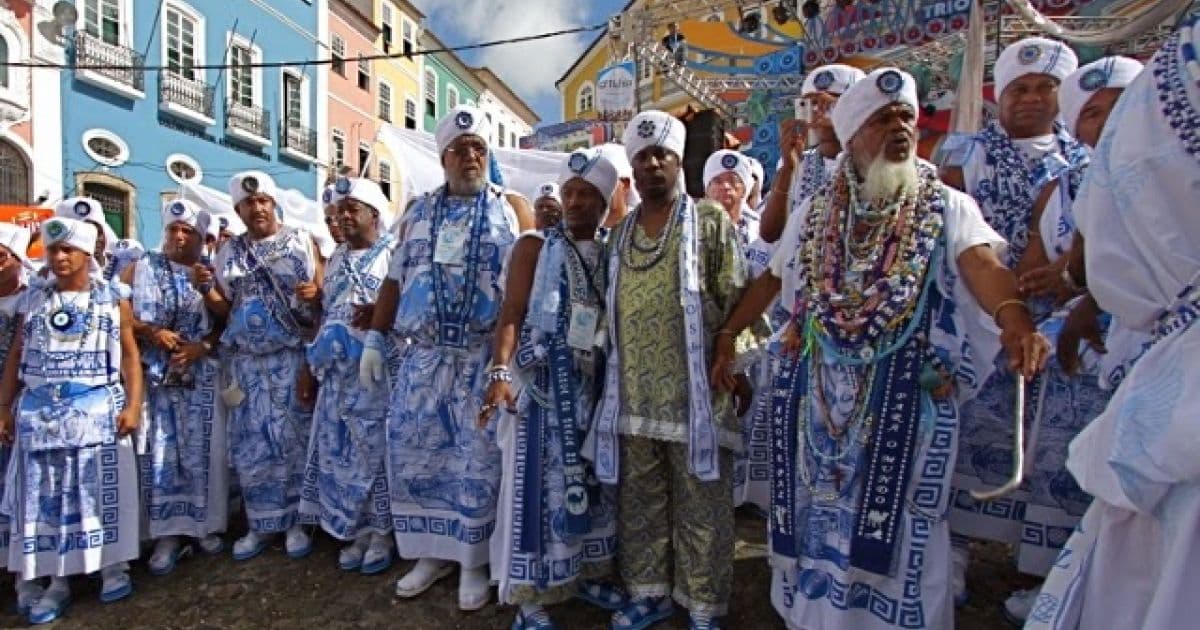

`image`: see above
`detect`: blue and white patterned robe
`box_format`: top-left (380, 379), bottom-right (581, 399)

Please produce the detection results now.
top-left (768, 180), bottom-right (1004, 630)
top-left (132, 252), bottom-right (227, 540)
top-left (385, 184), bottom-right (518, 568)
top-left (0, 289), bottom-right (25, 567)
top-left (299, 235), bottom-right (396, 540)
top-left (215, 226), bottom-right (317, 534)
top-left (493, 232), bottom-right (617, 602)
top-left (949, 124), bottom-right (1109, 577)
top-left (1, 280), bottom-right (140, 579)
top-left (733, 205), bottom-right (776, 512)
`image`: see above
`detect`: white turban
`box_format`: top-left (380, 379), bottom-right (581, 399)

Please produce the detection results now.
top-left (229, 170), bottom-right (279, 208)
top-left (534, 182), bottom-right (561, 206)
top-left (114, 237), bottom-right (145, 260)
top-left (831, 67), bottom-right (920, 146)
top-left (702, 150), bottom-right (754, 201)
top-left (1058, 56), bottom-right (1144, 137)
top-left (55, 196), bottom-right (117, 257)
top-left (994, 37), bottom-right (1079, 99)
top-left (332, 176), bottom-right (392, 227)
top-left (622, 110), bottom-right (686, 161)
top-left (435, 105), bottom-right (489, 156)
top-left (560, 147), bottom-right (622, 205)
top-left (0, 222), bottom-right (31, 267)
top-left (161, 198), bottom-right (211, 236)
top-left (41, 217), bottom-right (100, 273)
top-left (320, 183), bottom-right (341, 208)
top-left (802, 63), bottom-right (867, 96)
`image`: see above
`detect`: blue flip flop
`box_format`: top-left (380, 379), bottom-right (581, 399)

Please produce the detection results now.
top-left (610, 597), bottom-right (674, 630)
top-left (28, 594), bottom-right (71, 625)
top-left (359, 550), bottom-right (393, 575)
top-left (149, 543), bottom-right (192, 576)
top-left (577, 580), bottom-right (628, 611)
top-left (99, 576), bottom-right (132, 604)
top-left (232, 537), bottom-right (268, 562)
top-left (511, 608), bottom-right (560, 630)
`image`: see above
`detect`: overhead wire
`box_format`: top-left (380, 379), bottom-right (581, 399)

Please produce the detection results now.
top-left (0, 24), bottom-right (607, 71)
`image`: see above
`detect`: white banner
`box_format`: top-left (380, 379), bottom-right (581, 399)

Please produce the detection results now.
top-left (376, 125), bottom-right (570, 205)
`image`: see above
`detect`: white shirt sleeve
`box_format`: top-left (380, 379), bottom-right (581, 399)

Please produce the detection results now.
top-left (942, 186), bottom-right (1007, 261)
top-left (768, 197), bottom-right (811, 278)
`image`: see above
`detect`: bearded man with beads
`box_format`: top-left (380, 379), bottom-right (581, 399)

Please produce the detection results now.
top-left (359, 105), bottom-right (533, 612)
top-left (711, 68), bottom-right (1051, 629)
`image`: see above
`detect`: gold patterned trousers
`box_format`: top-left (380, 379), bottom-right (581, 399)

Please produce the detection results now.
top-left (617, 437), bottom-right (734, 617)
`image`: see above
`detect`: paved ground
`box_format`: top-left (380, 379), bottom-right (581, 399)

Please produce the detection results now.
top-left (0, 513), bottom-right (1035, 629)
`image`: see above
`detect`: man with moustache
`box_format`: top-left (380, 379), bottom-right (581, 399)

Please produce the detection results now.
top-left (713, 67), bottom-right (1051, 629)
top-left (321, 182), bottom-right (346, 246)
top-left (360, 105), bottom-right (525, 610)
top-left (300, 177), bottom-right (397, 576)
top-left (938, 37), bottom-right (1098, 611)
top-left (483, 146), bottom-right (625, 630)
top-left (126, 200), bottom-right (228, 574)
top-left (759, 64), bottom-right (865, 244)
top-left (532, 182), bottom-right (563, 229)
top-left (210, 170), bottom-right (323, 562)
top-left (593, 110), bottom-right (749, 630)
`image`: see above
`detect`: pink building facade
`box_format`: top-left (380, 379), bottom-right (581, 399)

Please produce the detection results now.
top-left (327, 0), bottom-right (380, 183)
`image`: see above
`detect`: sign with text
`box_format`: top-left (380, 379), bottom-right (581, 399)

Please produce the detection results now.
top-left (596, 62), bottom-right (636, 122)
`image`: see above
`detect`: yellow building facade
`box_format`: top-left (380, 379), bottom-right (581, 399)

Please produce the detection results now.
top-left (369, 0), bottom-right (424, 215)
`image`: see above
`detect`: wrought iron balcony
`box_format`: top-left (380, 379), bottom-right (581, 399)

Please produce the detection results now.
top-left (281, 120), bottom-right (317, 160)
top-left (74, 31), bottom-right (145, 98)
top-left (225, 99), bottom-right (271, 146)
top-left (158, 70), bottom-right (215, 126)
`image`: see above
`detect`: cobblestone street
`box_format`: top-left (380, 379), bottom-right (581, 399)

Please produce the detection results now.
top-left (0, 514), bottom-right (1032, 628)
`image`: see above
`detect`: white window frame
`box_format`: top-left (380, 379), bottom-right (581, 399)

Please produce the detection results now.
top-left (81, 128), bottom-right (130, 167)
top-left (378, 160), bottom-right (392, 199)
top-left (498, 122), bottom-right (506, 148)
top-left (401, 17), bottom-right (415, 56)
top-left (577, 81), bottom-right (594, 113)
top-left (330, 34), bottom-right (346, 76)
top-left (226, 33), bottom-right (263, 107)
top-left (403, 96), bottom-right (417, 129)
top-left (357, 56), bottom-right (371, 91)
top-left (446, 84), bottom-right (459, 111)
top-left (381, 1), bottom-right (395, 51)
top-left (0, 21), bottom-right (27, 106)
top-left (378, 80), bottom-right (393, 122)
top-left (80, 0), bottom-right (134, 47)
top-left (331, 128), bottom-right (346, 166)
top-left (161, 1), bottom-right (205, 81)
top-left (423, 68), bottom-right (437, 117)
top-left (357, 142), bottom-right (371, 175)
top-left (280, 67), bottom-right (309, 128)
top-left (164, 152), bottom-right (203, 184)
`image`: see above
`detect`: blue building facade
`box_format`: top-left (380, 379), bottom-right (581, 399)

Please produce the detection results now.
top-left (62, 0), bottom-right (326, 246)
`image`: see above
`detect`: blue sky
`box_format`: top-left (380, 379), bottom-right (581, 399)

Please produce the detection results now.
top-left (412, 0), bottom-right (630, 125)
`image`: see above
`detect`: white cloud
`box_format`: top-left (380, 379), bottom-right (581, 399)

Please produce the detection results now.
top-left (414, 0), bottom-right (600, 106)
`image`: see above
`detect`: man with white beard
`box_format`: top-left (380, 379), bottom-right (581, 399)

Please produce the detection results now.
top-left (711, 67), bottom-right (1051, 629)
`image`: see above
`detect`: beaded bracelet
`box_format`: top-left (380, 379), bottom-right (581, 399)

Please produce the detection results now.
top-left (485, 366), bottom-right (513, 385)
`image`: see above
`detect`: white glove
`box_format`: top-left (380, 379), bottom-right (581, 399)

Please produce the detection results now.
top-left (359, 347), bottom-right (384, 389)
top-left (359, 330), bottom-right (387, 389)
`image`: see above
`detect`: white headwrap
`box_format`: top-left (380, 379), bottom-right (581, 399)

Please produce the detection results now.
top-left (831, 67), bottom-right (920, 146)
top-left (55, 197), bottom-right (117, 257)
top-left (320, 183), bottom-right (341, 208)
top-left (161, 198), bottom-right (211, 236)
top-left (534, 182), bottom-right (561, 206)
top-left (622, 110), bottom-right (686, 161)
top-left (41, 217), bottom-right (100, 273)
top-left (0, 222), bottom-right (31, 268)
top-left (228, 170), bottom-right (279, 208)
top-left (1058, 56), bottom-right (1144, 137)
top-left (702, 150), bottom-right (754, 201)
top-left (802, 63), bottom-right (867, 96)
top-left (559, 147), bottom-right (622, 205)
top-left (435, 105), bottom-right (489, 156)
top-left (332, 176), bottom-right (392, 227)
top-left (994, 37), bottom-right (1079, 99)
